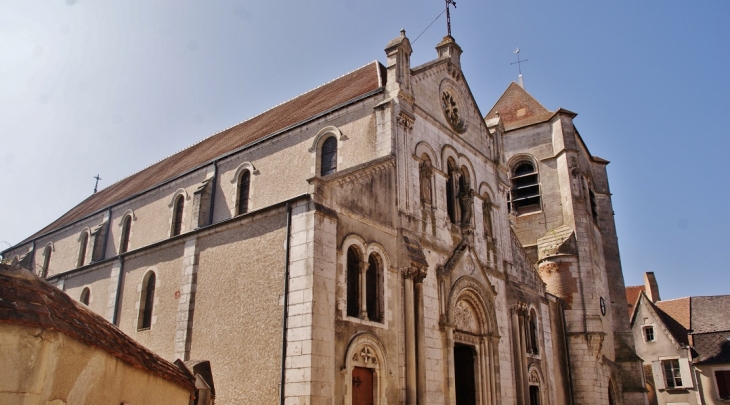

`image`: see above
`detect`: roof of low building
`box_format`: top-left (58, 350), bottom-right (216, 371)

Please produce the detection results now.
top-left (17, 61), bottom-right (386, 246)
top-left (653, 297), bottom-right (691, 347)
top-left (693, 331), bottom-right (730, 364)
top-left (0, 263), bottom-right (196, 392)
top-left (690, 295), bottom-right (730, 334)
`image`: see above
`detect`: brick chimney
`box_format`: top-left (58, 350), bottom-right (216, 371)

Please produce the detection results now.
top-left (644, 272), bottom-right (660, 303)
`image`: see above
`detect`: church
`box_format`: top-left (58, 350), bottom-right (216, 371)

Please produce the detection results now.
top-left (2, 31), bottom-right (647, 405)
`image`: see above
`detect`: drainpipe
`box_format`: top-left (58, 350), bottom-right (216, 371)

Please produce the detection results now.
top-left (279, 202), bottom-right (293, 405)
top-left (112, 255), bottom-right (125, 326)
top-left (208, 161), bottom-right (218, 226)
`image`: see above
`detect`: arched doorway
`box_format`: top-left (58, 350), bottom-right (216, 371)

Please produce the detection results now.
top-left (446, 276), bottom-right (500, 405)
top-left (343, 333), bottom-right (388, 405)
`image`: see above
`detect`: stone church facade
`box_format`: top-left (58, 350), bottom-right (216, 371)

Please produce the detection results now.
top-left (3, 32), bottom-right (646, 405)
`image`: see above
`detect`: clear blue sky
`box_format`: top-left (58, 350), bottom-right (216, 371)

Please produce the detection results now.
top-left (1, 0), bottom-right (728, 300)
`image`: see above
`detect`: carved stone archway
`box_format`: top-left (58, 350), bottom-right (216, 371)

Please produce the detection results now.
top-left (444, 276), bottom-right (500, 405)
top-left (343, 333), bottom-right (388, 405)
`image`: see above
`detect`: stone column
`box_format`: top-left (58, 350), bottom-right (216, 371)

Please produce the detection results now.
top-left (518, 312), bottom-right (529, 404)
top-left (511, 307), bottom-right (525, 405)
top-left (360, 261), bottom-right (369, 320)
top-left (444, 325), bottom-right (456, 405)
top-left (415, 274), bottom-right (427, 404)
top-left (404, 271), bottom-right (417, 405)
top-left (480, 337), bottom-right (492, 405)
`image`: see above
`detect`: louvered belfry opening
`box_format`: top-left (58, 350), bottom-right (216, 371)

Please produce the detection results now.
top-left (510, 162), bottom-right (540, 214)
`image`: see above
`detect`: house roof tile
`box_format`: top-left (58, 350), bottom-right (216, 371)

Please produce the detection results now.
top-left (0, 264), bottom-right (196, 392)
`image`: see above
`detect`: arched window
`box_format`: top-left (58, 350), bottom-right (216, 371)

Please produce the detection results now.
top-left (366, 254), bottom-right (382, 322)
top-left (138, 271), bottom-right (156, 330)
top-left (41, 245), bottom-right (52, 278)
top-left (171, 195), bottom-right (184, 236)
top-left (320, 137), bottom-right (337, 176)
top-left (510, 161), bottom-right (541, 214)
top-left (120, 215), bottom-right (132, 254)
top-left (77, 232), bottom-right (89, 267)
top-left (346, 247), bottom-right (360, 318)
top-left (237, 170), bottom-right (251, 215)
top-left (80, 287), bottom-right (90, 306)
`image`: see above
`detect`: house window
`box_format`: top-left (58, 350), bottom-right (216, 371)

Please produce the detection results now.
top-left (643, 325), bottom-right (655, 342)
top-left (320, 137), bottom-right (337, 176)
top-left (172, 195), bottom-right (184, 236)
top-left (716, 370), bottom-right (730, 400)
top-left (41, 245), bottom-right (52, 278)
top-left (138, 271), bottom-right (156, 330)
top-left (77, 232), bottom-right (89, 267)
top-left (366, 254), bottom-right (382, 322)
top-left (663, 359), bottom-right (683, 388)
top-left (237, 170), bottom-right (251, 215)
top-left (510, 161), bottom-right (541, 214)
top-left (80, 287), bottom-right (90, 306)
top-left (346, 247), bottom-right (360, 318)
top-left (120, 215), bottom-right (132, 254)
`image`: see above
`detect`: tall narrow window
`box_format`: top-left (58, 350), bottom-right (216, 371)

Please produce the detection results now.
top-left (237, 170), bottom-right (251, 215)
top-left (41, 245), bottom-right (52, 278)
top-left (77, 232), bottom-right (89, 267)
top-left (138, 271), bottom-right (156, 330)
top-left (366, 254), bottom-right (381, 322)
top-left (589, 189), bottom-right (598, 222)
top-left (510, 162), bottom-right (541, 214)
top-left (80, 287), bottom-right (90, 306)
top-left (529, 310), bottom-right (539, 354)
top-left (446, 161), bottom-right (458, 224)
top-left (346, 247), bottom-right (360, 318)
top-left (120, 215), bottom-right (132, 254)
top-left (172, 195), bottom-right (184, 236)
top-left (320, 137), bottom-right (337, 176)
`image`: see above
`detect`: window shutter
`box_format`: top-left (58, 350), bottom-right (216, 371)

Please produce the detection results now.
top-left (652, 361), bottom-right (666, 390)
top-left (678, 358), bottom-right (694, 388)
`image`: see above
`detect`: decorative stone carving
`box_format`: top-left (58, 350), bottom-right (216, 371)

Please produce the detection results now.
top-left (419, 159), bottom-right (433, 207)
top-left (359, 346), bottom-right (378, 365)
top-left (482, 197), bottom-right (493, 238)
top-left (442, 92), bottom-right (460, 127)
top-left (459, 188), bottom-right (475, 227)
top-left (454, 301), bottom-right (478, 333)
top-left (529, 369), bottom-right (540, 385)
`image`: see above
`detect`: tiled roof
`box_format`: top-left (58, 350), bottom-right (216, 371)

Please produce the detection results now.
top-left (484, 82), bottom-right (555, 131)
top-left (626, 285), bottom-right (645, 317)
top-left (18, 62), bottom-right (386, 246)
top-left (653, 297), bottom-right (691, 347)
top-left (0, 264), bottom-right (196, 392)
top-left (690, 295), bottom-right (730, 334)
top-left (693, 331), bottom-right (730, 364)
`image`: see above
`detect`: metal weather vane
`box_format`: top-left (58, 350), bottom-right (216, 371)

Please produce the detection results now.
top-left (446, 0), bottom-right (456, 36)
top-left (511, 48), bottom-right (529, 75)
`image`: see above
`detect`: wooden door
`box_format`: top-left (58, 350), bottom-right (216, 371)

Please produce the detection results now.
top-left (352, 367), bottom-right (374, 405)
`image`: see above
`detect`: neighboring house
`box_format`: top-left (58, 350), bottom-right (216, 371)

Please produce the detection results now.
top-left (2, 32), bottom-right (646, 405)
top-left (0, 263), bottom-right (212, 405)
top-left (629, 274), bottom-right (730, 405)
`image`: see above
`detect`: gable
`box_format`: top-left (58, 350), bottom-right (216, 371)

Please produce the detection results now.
top-left (411, 60), bottom-right (492, 158)
top-left (485, 82), bottom-right (554, 131)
